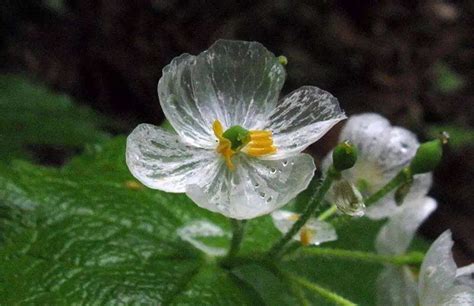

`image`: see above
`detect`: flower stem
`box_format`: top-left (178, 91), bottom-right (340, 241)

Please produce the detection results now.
top-left (298, 247), bottom-right (425, 266)
top-left (225, 219), bottom-right (246, 261)
top-left (286, 273), bottom-right (357, 306)
top-left (266, 167), bottom-right (338, 259)
top-left (364, 167), bottom-right (411, 206)
top-left (317, 205), bottom-right (338, 221)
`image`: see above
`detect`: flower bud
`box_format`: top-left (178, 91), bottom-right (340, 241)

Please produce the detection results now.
top-left (331, 179), bottom-right (365, 217)
top-left (332, 141), bottom-right (358, 171)
top-left (278, 55), bottom-right (288, 66)
top-left (410, 134), bottom-right (447, 174)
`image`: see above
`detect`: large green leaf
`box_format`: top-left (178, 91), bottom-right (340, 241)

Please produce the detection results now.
top-left (0, 137), bottom-right (428, 305)
top-left (0, 75), bottom-right (111, 163)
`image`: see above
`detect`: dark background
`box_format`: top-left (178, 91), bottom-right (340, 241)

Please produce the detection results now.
top-left (1, 0), bottom-right (473, 264)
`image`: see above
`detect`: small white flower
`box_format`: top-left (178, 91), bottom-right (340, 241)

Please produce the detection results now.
top-left (375, 197), bottom-right (474, 305)
top-left (126, 40), bottom-right (346, 219)
top-left (271, 210), bottom-right (337, 246)
top-left (323, 113), bottom-right (432, 219)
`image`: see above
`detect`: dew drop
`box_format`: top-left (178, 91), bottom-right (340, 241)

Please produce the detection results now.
top-left (270, 168), bottom-right (277, 174)
top-left (254, 182), bottom-right (260, 188)
top-left (282, 160), bottom-right (289, 167)
top-left (266, 196), bottom-right (273, 203)
top-left (259, 192), bottom-right (266, 198)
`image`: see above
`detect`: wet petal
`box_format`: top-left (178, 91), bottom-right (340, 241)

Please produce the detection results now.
top-left (339, 113), bottom-right (420, 189)
top-left (158, 40), bottom-right (286, 147)
top-left (375, 197), bottom-right (437, 255)
top-left (266, 86), bottom-right (346, 158)
top-left (418, 230), bottom-right (474, 305)
top-left (271, 210), bottom-right (337, 245)
top-left (186, 154), bottom-right (315, 219)
top-left (376, 266), bottom-right (418, 306)
top-left (126, 124), bottom-right (217, 193)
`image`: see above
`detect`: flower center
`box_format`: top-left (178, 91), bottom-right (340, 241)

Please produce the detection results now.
top-left (212, 119), bottom-right (277, 170)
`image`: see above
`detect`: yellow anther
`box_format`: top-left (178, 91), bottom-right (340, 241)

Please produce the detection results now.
top-left (212, 120), bottom-right (277, 169)
top-left (300, 227), bottom-right (313, 246)
top-left (245, 130), bottom-right (277, 157)
top-left (213, 120), bottom-right (236, 170)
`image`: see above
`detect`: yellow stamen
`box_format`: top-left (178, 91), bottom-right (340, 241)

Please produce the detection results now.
top-left (213, 120), bottom-right (235, 170)
top-left (244, 130), bottom-right (277, 157)
top-left (300, 227), bottom-right (313, 246)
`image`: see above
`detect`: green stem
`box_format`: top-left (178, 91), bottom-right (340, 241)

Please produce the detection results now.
top-left (266, 168), bottom-right (338, 259)
top-left (317, 205), bottom-right (338, 221)
top-left (364, 167), bottom-right (411, 206)
top-left (225, 219), bottom-right (246, 262)
top-left (298, 247), bottom-right (424, 266)
top-left (286, 273), bottom-right (357, 306)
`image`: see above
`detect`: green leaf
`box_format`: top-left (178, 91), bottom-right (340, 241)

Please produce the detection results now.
top-left (0, 136), bottom-right (429, 304)
top-left (0, 75), bottom-right (111, 163)
top-left (433, 62), bottom-right (465, 94)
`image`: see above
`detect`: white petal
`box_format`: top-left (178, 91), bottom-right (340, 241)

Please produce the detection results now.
top-left (186, 154), bottom-right (315, 219)
top-left (126, 124), bottom-right (217, 193)
top-left (266, 86), bottom-right (346, 158)
top-left (376, 266), bottom-right (419, 306)
top-left (419, 230), bottom-right (458, 305)
top-left (339, 113), bottom-right (420, 190)
top-left (271, 210), bottom-right (337, 245)
top-left (375, 197), bottom-right (437, 255)
top-left (177, 220), bottom-right (229, 256)
top-left (339, 113), bottom-right (391, 164)
top-left (437, 286), bottom-right (474, 306)
top-left (456, 264), bottom-right (474, 287)
top-left (158, 40), bottom-right (286, 147)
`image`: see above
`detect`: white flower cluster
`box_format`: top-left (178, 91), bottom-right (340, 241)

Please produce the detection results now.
top-left (125, 40), bottom-right (473, 304)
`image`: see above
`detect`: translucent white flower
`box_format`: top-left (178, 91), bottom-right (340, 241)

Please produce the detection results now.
top-left (126, 40), bottom-right (346, 219)
top-left (323, 113), bottom-right (432, 219)
top-left (375, 197), bottom-right (474, 305)
top-left (418, 231), bottom-right (474, 305)
top-left (271, 210), bottom-right (337, 246)
top-left (375, 197), bottom-right (437, 306)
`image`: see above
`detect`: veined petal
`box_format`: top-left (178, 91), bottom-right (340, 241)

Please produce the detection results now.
top-left (339, 113), bottom-right (391, 164)
top-left (340, 114), bottom-right (419, 184)
top-left (376, 266), bottom-right (418, 306)
top-left (265, 86), bottom-right (346, 158)
top-left (126, 124), bottom-right (217, 193)
top-left (158, 40), bottom-right (286, 148)
top-left (186, 154), bottom-right (315, 219)
top-left (375, 197), bottom-right (437, 255)
top-left (271, 210), bottom-right (337, 245)
top-left (418, 230), bottom-right (461, 305)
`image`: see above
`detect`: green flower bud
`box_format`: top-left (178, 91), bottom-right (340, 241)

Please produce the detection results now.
top-left (332, 141), bottom-right (358, 171)
top-left (410, 134), bottom-right (448, 174)
top-left (278, 55), bottom-right (288, 66)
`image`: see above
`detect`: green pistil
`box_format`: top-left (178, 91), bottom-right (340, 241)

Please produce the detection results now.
top-left (222, 125), bottom-right (250, 150)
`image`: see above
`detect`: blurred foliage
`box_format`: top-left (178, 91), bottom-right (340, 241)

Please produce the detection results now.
top-left (428, 124), bottom-right (474, 150)
top-left (0, 75), bottom-right (111, 163)
top-left (433, 62), bottom-right (466, 94)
